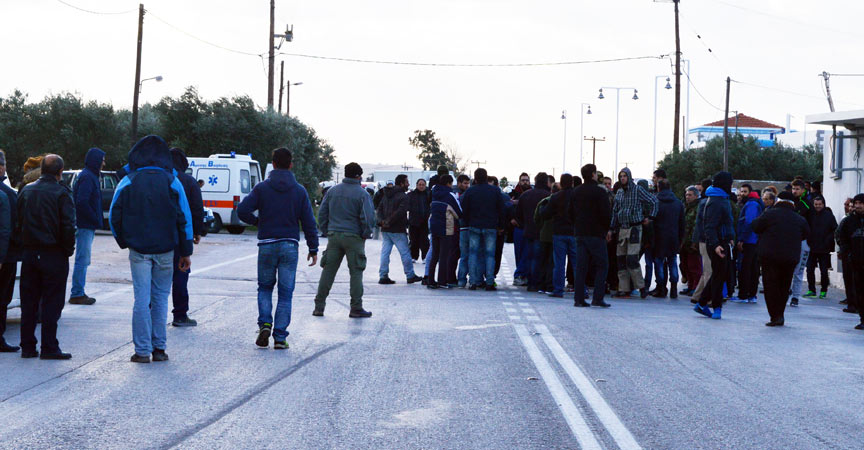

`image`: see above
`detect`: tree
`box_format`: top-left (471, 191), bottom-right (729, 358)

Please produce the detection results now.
top-left (657, 134), bottom-right (822, 197)
top-left (409, 129), bottom-right (452, 170)
top-left (499, 177), bottom-right (509, 189)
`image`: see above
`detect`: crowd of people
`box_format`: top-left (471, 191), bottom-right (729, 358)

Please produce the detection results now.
top-left (2, 141), bottom-right (864, 363)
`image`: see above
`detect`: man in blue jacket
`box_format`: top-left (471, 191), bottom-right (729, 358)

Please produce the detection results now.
top-left (733, 183), bottom-right (763, 303)
top-left (110, 135), bottom-right (194, 363)
top-left (460, 168), bottom-right (505, 291)
top-left (169, 148), bottom-right (205, 327)
top-left (69, 147), bottom-right (104, 305)
top-left (694, 171), bottom-right (735, 320)
top-left (238, 148), bottom-right (318, 349)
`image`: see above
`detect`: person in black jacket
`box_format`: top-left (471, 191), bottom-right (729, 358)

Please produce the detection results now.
top-left (752, 191), bottom-right (809, 326)
top-left (651, 180), bottom-right (686, 299)
top-left (515, 172), bottom-right (550, 292)
top-left (542, 173), bottom-right (577, 298)
top-left (407, 179), bottom-right (430, 262)
top-left (572, 164), bottom-right (611, 307)
top-left (0, 150), bottom-right (19, 352)
top-left (377, 175), bottom-right (422, 285)
top-left (694, 171), bottom-right (735, 320)
top-left (17, 155), bottom-right (76, 359)
top-left (169, 148), bottom-right (206, 327)
top-left (804, 196), bottom-right (837, 299)
top-left (69, 147), bottom-right (104, 306)
top-left (836, 194), bottom-right (864, 330)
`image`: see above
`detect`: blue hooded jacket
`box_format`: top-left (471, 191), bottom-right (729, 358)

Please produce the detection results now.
top-left (702, 185), bottom-right (735, 249)
top-left (237, 169), bottom-right (319, 252)
top-left (109, 135), bottom-right (194, 256)
top-left (429, 184), bottom-right (462, 236)
top-left (74, 147), bottom-right (105, 230)
top-left (737, 195), bottom-right (763, 245)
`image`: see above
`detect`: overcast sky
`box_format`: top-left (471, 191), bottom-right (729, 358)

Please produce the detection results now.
top-left (2, 0), bottom-right (863, 180)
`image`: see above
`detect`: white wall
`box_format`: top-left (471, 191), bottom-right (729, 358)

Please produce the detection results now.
top-left (822, 134), bottom-right (863, 287)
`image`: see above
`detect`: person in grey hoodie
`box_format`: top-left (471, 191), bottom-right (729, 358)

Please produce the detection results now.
top-left (314, 163), bottom-right (376, 318)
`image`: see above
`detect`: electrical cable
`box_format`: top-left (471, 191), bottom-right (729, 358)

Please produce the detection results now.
top-left (731, 78), bottom-right (864, 108)
top-left (681, 68), bottom-right (724, 112)
top-left (54, 0), bottom-right (136, 15)
top-left (708, 0), bottom-right (864, 39)
top-left (276, 52), bottom-right (668, 67)
top-left (146, 10), bottom-right (264, 57)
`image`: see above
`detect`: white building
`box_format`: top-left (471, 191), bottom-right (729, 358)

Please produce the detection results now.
top-left (688, 113), bottom-right (785, 148)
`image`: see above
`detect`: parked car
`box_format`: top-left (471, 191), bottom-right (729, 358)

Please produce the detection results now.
top-left (61, 170), bottom-right (120, 230)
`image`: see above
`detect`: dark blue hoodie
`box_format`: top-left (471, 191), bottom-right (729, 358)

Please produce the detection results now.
top-left (429, 184), bottom-right (462, 236)
top-left (74, 147), bottom-right (105, 230)
top-left (461, 183), bottom-right (505, 229)
top-left (109, 135), bottom-right (194, 256)
top-left (237, 169), bottom-right (319, 252)
top-left (170, 148), bottom-right (205, 237)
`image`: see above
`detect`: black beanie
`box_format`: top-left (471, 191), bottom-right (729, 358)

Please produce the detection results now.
top-left (854, 193), bottom-right (864, 204)
top-left (713, 171), bottom-right (733, 194)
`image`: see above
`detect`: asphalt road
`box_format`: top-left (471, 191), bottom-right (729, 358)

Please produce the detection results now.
top-left (1, 231), bottom-right (863, 449)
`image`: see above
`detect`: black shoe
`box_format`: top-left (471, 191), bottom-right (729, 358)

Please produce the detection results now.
top-left (639, 288), bottom-right (649, 299)
top-left (651, 290), bottom-right (667, 299)
top-left (670, 286), bottom-right (678, 299)
top-left (152, 349), bottom-right (169, 362)
top-left (855, 323), bottom-right (864, 330)
top-left (574, 301), bottom-right (591, 307)
top-left (256, 324), bottom-right (272, 348)
top-left (843, 307), bottom-right (859, 314)
top-left (765, 319), bottom-right (785, 327)
top-left (312, 307), bottom-right (324, 317)
top-left (349, 309), bottom-right (373, 318)
top-left (468, 284), bottom-right (479, 291)
top-left (69, 296), bottom-right (96, 305)
top-left (273, 339), bottom-right (289, 350)
top-left (407, 275), bottom-right (423, 284)
top-left (427, 283), bottom-right (439, 289)
top-left (21, 349), bottom-right (38, 359)
top-left (790, 297), bottom-right (799, 307)
top-left (378, 277), bottom-right (396, 285)
top-left (40, 351), bottom-right (72, 360)
top-left (591, 300), bottom-right (612, 308)
top-left (421, 276), bottom-right (429, 286)
top-left (0, 340), bottom-right (20, 353)
top-left (485, 285), bottom-right (497, 292)
top-left (840, 299), bottom-right (848, 305)
top-left (172, 316), bottom-right (198, 327)
top-left (131, 354), bottom-right (151, 363)
top-left (690, 298), bottom-right (698, 304)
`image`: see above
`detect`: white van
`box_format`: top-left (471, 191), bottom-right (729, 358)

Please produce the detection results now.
top-left (186, 153), bottom-right (262, 234)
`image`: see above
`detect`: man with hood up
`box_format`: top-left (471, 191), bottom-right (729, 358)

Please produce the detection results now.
top-left (110, 135), bottom-right (194, 363)
top-left (651, 179), bottom-right (685, 299)
top-left (607, 167), bottom-right (658, 298)
top-left (169, 148), bottom-right (205, 327)
top-left (238, 148), bottom-right (318, 349)
top-left (69, 147), bottom-right (104, 306)
top-left (693, 171), bottom-right (735, 320)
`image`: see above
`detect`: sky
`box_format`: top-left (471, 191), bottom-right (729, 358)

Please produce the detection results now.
top-left (2, 0), bottom-right (864, 181)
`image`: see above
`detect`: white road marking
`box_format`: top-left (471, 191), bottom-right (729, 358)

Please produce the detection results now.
top-left (453, 323), bottom-right (509, 331)
top-left (508, 315), bottom-right (522, 321)
top-left (533, 324), bottom-right (642, 450)
top-left (506, 308), bottom-right (518, 313)
top-left (512, 324), bottom-right (602, 450)
top-left (526, 316), bottom-right (540, 321)
top-left (502, 302), bottom-right (513, 306)
top-left (518, 302), bottom-right (530, 307)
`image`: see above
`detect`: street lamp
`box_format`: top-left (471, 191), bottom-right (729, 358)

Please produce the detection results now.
top-left (580, 103), bottom-right (591, 170)
top-left (139, 75), bottom-right (163, 90)
top-left (131, 75), bottom-right (163, 139)
top-left (561, 110), bottom-right (567, 174)
top-left (653, 76), bottom-right (672, 170)
top-left (286, 80), bottom-right (303, 117)
top-left (598, 86), bottom-right (638, 176)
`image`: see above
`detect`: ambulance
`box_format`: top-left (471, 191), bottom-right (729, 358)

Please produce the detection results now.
top-left (186, 153), bottom-right (263, 234)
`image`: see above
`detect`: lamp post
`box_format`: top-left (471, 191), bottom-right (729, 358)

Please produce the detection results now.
top-left (286, 81), bottom-right (303, 116)
top-left (580, 103), bottom-right (591, 170)
top-left (653, 76), bottom-right (672, 170)
top-left (598, 86), bottom-right (638, 176)
top-left (561, 110), bottom-right (567, 173)
top-left (131, 75), bottom-right (163, 139)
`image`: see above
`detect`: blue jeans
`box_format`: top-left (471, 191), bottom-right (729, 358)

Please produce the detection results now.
top-left (644, 249), bottom-right (654, 290)
top-left (513, 227), bottom-right (526, 278)
top-left (522, 237), bottom-right (540, 288)
top-left (552, 235), bottom-right (578, 295)
top-left (424, 232), bottom-right (434, 277)
top-left (652, 255), bottom-right (679, 290)
top-left (70, 228), bottom-right (95, 297)
top-left (379, 232), bottom-right (416, 279)
top-left (257, 241), bottom-right (298, 341)
top-left (130, 250), bottom-right (173, 356)
top-left (575, 236), bottom-right (608, 303)
top-left (469, 228), bottom-right (497, 286)
top-left (457, 229), bottom-right (470, 286)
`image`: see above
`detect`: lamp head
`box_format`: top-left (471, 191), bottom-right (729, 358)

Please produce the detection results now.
top-left (586, 105), bottom-right (592, 115)
top-left (664, 77), bottom-right (671, 89)
top-left (155, 76), bottom-right (163, 82)
top-left (561, 110), bottom-right (567, 120)
top-left (632, 89), bottom-right (639, 100)
top-left (598, 88), bottom-right (604, 100)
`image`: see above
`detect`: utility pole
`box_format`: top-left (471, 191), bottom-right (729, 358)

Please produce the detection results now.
top-left (469, 160), bottom-right (487, 169)
top-left (267, 0), bottom-right (275, 111)
top-left (583, 136), bottom-right (606, 165)
top-left (286, 80), bottom-right (291, 117)
top-left (821, 71), bottom-right (836, 112)
top-left (672, 0), bottom-right (682, 153)
top-left (722, 76), bottom-right (731, 171)
top-left (130, 3), bottom-right (145, 141)
top-left (278, 61), bottom-right (284, 114)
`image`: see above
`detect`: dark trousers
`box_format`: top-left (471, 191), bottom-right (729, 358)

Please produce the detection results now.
top-left (447, 230), bottom-right (460, 284)
top-left (807, 252), bottom-right (831, 293)
top-left (842, 254), bottom-right (857, 306)
top-left (522, 237), bottom-right (540, 289)
top-left (20, 249), bottom-right (69, 353)
top-left (683, 252), bottom-right (702, 290)
top-left (409, 225), bottom-right (429, 260)
top-left (761, 258), bottom-right (796, 322)
top-left (606, 235), bottom-right (618, 291)
top-left (852, 266), bottom-right (864, 323)
top-left (0, 261), bottom-right (17, 341)
top-left (172, 249), bottom-right (190, 319)
top-left (428, 234), bottom-right (454, 286)
top-left (575, 236), bottom-right (608, 304)
top-left (538, 241), bottom-right (554, 291)
top-left (700, 243), bottom-right (730, 309)
top-left (738, 243), bottom-right (759, 298)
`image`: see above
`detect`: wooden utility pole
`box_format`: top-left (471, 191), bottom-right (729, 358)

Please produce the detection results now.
top-left (584, 136), bottom-right (606, 165)
top-left (267, 0), bottom-right (275, 111)
top-left (130, 3), bottom-right (145, 141)
top-left (278, 61), bottom-right (284, 114)
top-left (469, 160), bottom-right (487, 169)
top-left (722, 76), bottom-right (731, 171)
top-left (672, 0), bottom-right (682, 153)
top-left (286, 80), bottom-right (291, 117)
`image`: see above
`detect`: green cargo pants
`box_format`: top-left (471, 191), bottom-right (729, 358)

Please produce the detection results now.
top-left (315, 232), bottom-right (367, 311)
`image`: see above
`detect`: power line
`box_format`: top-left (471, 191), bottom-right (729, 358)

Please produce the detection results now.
top-left (276, 52), bottom-right (668, 67)
top-left (732, 78), bottom-right (864, 108)
top-left (708, 0), bottom-right (864, 39)
top-left (146, 10), bottom-right (263, 57)
top-left (681, 68), bottom-right (724, 112)
top-left (54, 0), bottom-right (136, 15)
